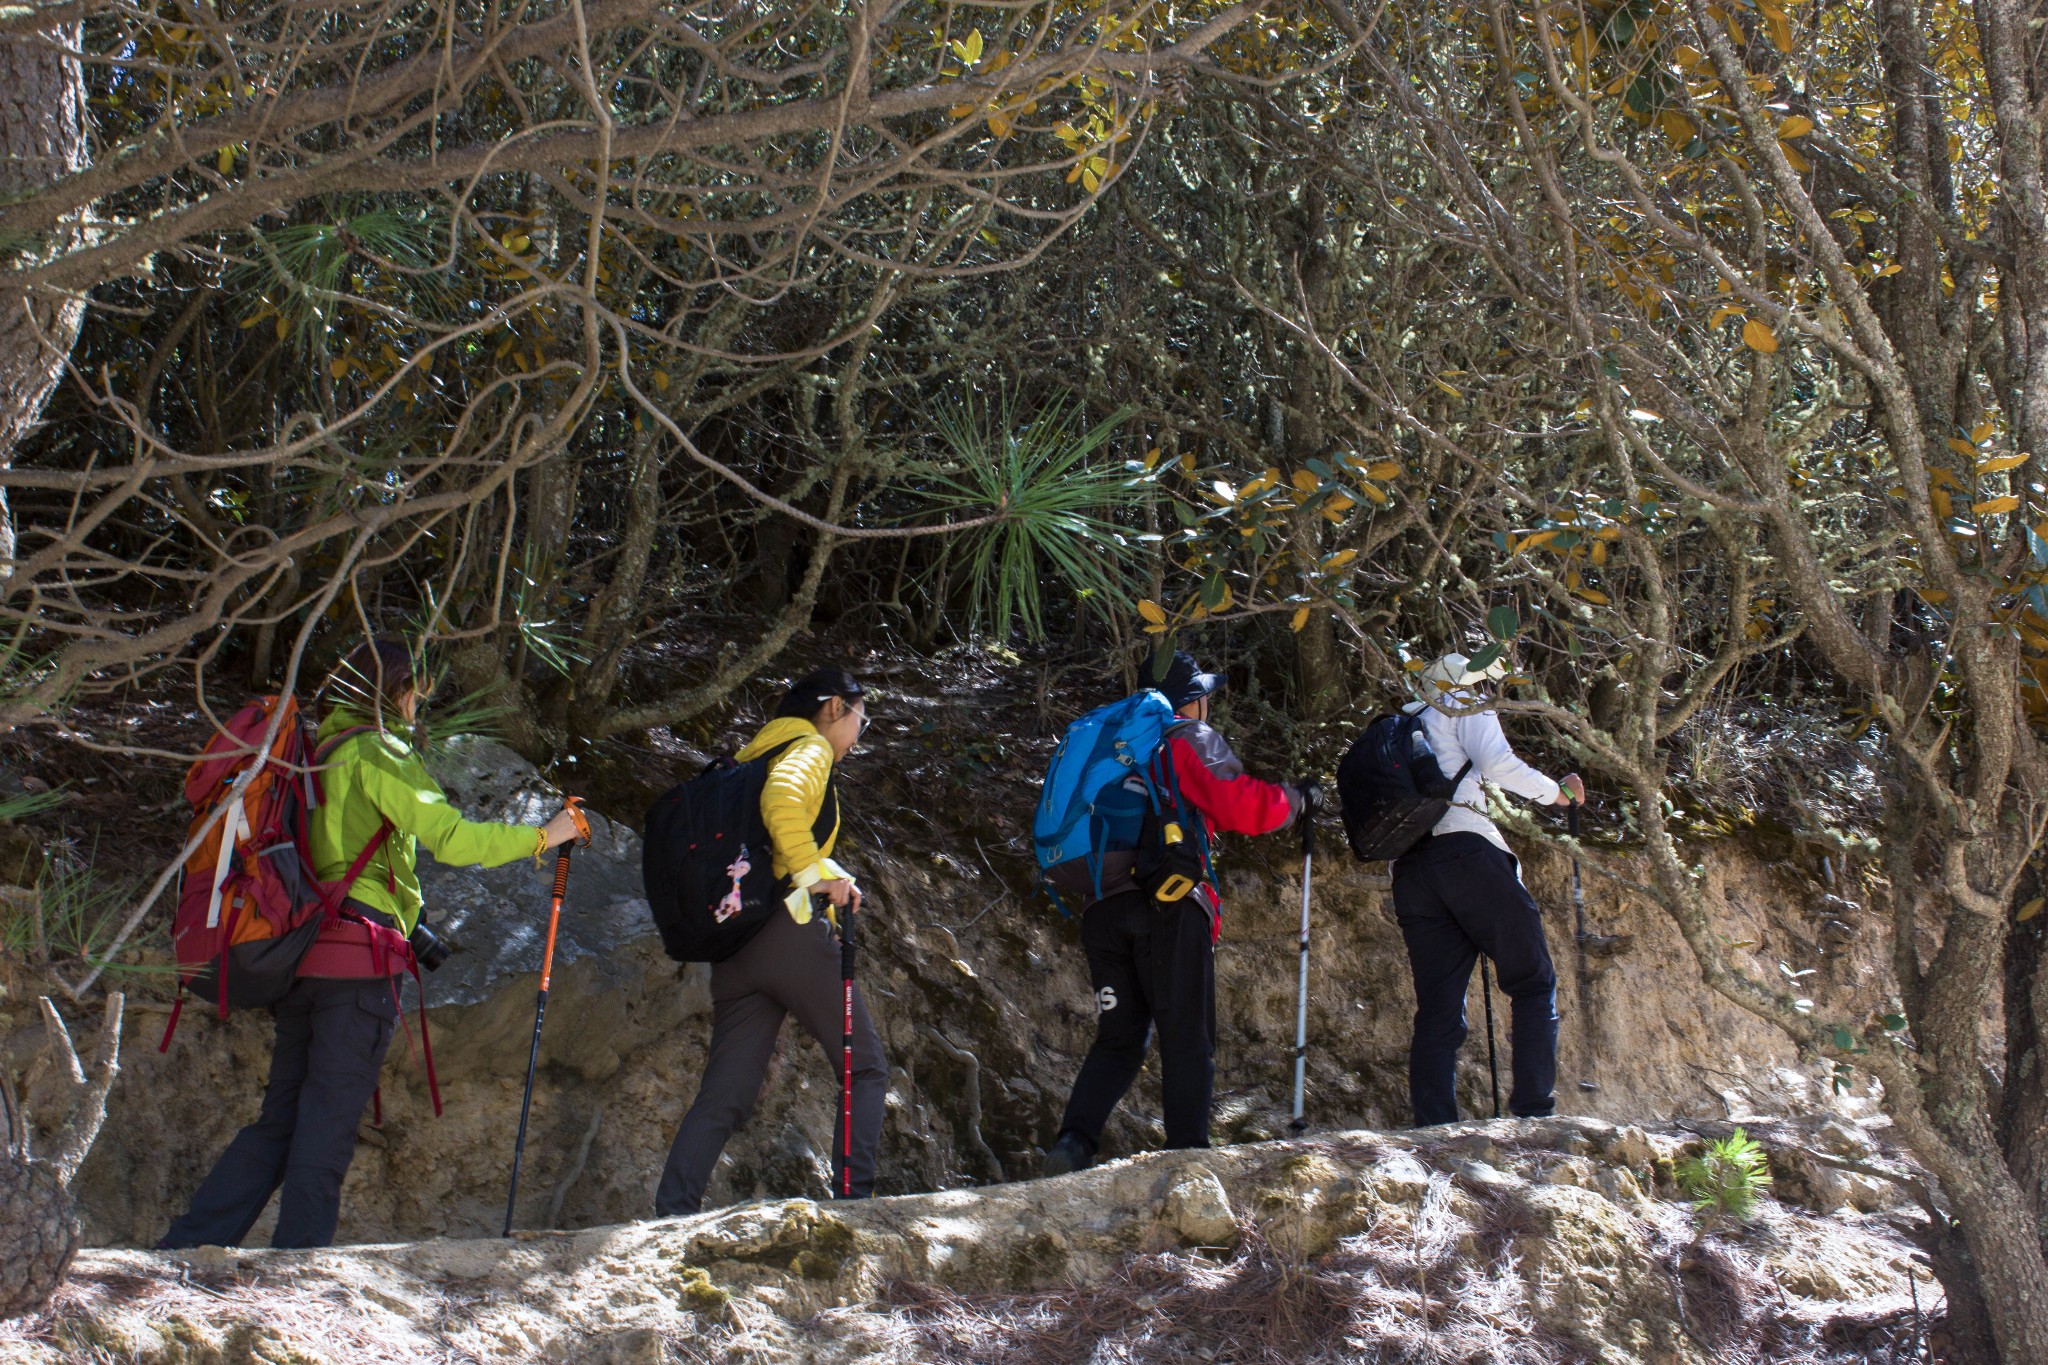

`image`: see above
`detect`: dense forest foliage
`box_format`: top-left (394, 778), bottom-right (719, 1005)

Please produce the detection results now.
top-left (5, 0), bottom-right (2048, 1357)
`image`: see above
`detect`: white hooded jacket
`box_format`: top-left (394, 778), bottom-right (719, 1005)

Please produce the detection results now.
top-left (1400, 688), bottom-right (1561, 852)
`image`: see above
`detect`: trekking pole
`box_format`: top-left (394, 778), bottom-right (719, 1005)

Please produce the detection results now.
top-left (504, 797), bottom-right (590, 1237)
top-left (1569, 799), bottom-right (1587, 942)
top-left (1479, 957), bottom-right (1502, 1119)
top-left (838, 892), bottom-right (858, 1199)
top-left (1565, 796), bottom-right (1630, 962)
top-left (1290, 785), bottom-right (1317, 1137)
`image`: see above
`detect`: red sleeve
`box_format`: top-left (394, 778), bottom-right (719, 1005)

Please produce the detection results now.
top-left (1165, 733), bottom-right (1294, 836)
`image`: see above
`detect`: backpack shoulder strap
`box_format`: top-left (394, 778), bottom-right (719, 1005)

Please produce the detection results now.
top-left (314, 724), bottom-right (386, 764)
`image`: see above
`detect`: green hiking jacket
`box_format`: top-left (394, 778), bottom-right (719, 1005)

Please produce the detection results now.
top-left (310, 709), bottom-right (540, 934)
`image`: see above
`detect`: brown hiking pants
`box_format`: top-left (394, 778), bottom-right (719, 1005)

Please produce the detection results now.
top-left (654, 907), bottom-right (886, 1215)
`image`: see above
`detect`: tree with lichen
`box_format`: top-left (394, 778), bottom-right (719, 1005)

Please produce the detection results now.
top-left (1, 994), bottom-right (122, 1318)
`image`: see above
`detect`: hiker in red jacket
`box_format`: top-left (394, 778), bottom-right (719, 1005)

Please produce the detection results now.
top-left (1041, 651), bottom-right (1309, 1176)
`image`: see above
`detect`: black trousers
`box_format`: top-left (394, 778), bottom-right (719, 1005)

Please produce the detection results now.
top-left (1392, 832), bottom-right (1558, 1126)
top-left (1056, 890), bottom-right (1216, 1152)
top-left (162, 975), bottom-right (397, 1249)
top-left (656, 908), bottom-right (887, 1217)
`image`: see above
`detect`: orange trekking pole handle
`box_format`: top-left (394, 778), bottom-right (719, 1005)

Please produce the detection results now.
top-left (505, 796), bottom-right (590, 1236)
top-left (537, 797), bottom-right (590, 993)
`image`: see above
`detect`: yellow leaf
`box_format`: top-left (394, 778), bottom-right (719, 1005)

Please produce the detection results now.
top-left (1322, 548), bottom-right (1358, 570)
top-left (1367, 460), bottom-right (1403, 481)
top-left (1591, 541), bottom-right (1608, 567)
top-left (1950, 437), bottom-right (1980, 457)
top-left (1978, 454), bottom-right (2027, 473)
top-left (1973, 495), bottom-right (2021, 515)
top-left (1517, 529), bottom-right (1561, 552)
top-left (653, 370), bottom-right (671, 393)
top-left (1291, 470), bottom-right (1319, 493)
top-left (1404, 658), bottom-right (1427, 672)
top-left (1215, 583), bottom-right (1234, 611)
top-left (1178, 453), bottom-right (1196, 473)
top-left (1432, 377), bottom-right (1463, 398)
top-left (1921, 589), bottom-right (1950, 604)
top-left (1764, 7), bottom-right (1793, 53)
top-left (1709, 306), bottom-right (1743, 328)
top-left (987, 112), bottom-right (1013, 138)
top-left (1742, 319), bottom-right (1779, 353)
top-left (1144, 623), bottom-right (1168, 635)
top-left (217, 145), bottom-right (235, 174)
top-left (1780, 140), bottom-right (1812, 173)
top-left (1359, 482), bottom-right (1390, 505)
top-left (1143, 447), bottom-right (1162, 470)
top-left (1575, 587), bottom-right (1611, 605)
top-left (1137, 599), bottom-right (1168, 625)
top-left (1776, 114), bottom-right (1814, 139)
top-left (2019, 897), bottom-right (2046, 922)
top-left (1081, 166), bottom-right (1101, 193)
top-left (1876, 262), bottom-right (1903, 276)
top-left (1290, 606), bottom-right (1311, 632)
top-left (328, 357), bottom-right (350, 380)
top-left (1972, 421), bottom-right (1996, 444)
top-left (1593, 525), bottom-right (1623, 540)
top-left (1659, 111), bottom-right (1695, 148)
top-left (1932, 488), bottom-right (1953, 518)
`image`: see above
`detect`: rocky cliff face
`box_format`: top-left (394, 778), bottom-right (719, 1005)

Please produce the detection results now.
top-left (1, 1117), bottom-right (1932, 1364)
top-left (49, 736), bottom-right (1893, 1249)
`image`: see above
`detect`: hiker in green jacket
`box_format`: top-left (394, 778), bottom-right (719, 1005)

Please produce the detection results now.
top-left (162, 640), bottom-right (583, 1250)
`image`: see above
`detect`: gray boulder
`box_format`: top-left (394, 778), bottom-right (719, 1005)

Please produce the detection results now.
top-left (417, 737), bottom-right (659, 1006)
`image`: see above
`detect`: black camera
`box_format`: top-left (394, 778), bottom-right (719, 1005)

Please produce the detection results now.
top-left (408, 921), bottom-right (451, 972)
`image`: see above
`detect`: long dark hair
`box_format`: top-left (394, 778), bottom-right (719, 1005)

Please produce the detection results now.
top-left (773, 667), bottom-right (864, 720)
top-left (323, 639), bottom-right (419, 725)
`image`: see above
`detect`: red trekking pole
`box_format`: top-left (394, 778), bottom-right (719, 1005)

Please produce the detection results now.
top-left (838, 893), bottom-right (858, 1199)
top-left (504, 797), bottom-right (590, 1237)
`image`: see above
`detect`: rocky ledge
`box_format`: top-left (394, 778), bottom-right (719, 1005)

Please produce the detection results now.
top-left (0, 1116), bottom-right (1933, 1365)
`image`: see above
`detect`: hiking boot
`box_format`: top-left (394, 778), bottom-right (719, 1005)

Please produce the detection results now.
top-left (1040, 1132), bottom-right (1095, 1179)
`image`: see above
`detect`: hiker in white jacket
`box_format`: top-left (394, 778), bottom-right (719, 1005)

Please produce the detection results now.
top-left (1395, 652), bottom-right (1582, 1125)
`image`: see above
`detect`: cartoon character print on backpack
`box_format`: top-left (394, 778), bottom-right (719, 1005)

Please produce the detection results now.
top-left (715, 846), bottom-right (752, 924)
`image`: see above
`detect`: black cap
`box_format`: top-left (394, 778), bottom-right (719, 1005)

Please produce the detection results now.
top-left (1152, 650), bottom-right (1224, 708)
top-left (773, 667), bottom-right (865, 719)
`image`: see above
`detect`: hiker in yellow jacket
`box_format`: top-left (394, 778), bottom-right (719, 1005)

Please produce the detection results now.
top-left (163, 640), bottom-right (584, 1250)
top-left (655, 667), bottom-right (887, 1215)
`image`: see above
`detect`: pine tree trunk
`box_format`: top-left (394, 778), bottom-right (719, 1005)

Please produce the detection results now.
top-left (0, 22), bottom-right (88, 576)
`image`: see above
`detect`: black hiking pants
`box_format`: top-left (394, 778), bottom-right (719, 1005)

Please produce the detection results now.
top-left (1392, 832), bottom-right (1558, 1126)
top-left (655, 908), bottom-right (887, 1217)
top-left (1055, 889), bottom-right (1217, 1154)
top-left (161, 974), bottom-right (398, 1250)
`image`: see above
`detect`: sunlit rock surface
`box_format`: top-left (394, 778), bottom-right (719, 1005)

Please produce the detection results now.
top-left (2, 1119), bottom-right (1930, 1364)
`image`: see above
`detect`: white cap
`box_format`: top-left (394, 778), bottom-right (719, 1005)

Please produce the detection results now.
top-left (1420, 652), bottom-right (1508, 692)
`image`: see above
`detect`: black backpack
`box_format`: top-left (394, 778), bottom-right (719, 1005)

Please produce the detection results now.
top-left (642, 741), bottom-right (838, 963)
top-left (1336, 711), bottom-right (1473, 861)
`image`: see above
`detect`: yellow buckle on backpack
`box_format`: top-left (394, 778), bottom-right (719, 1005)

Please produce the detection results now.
top-left (1154, 821), bottom-right (1194, 901)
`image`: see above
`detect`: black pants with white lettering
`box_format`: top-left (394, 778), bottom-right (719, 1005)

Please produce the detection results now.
top-left (1056, 889), bottom-right (1217, 1153)
top-left (1392, 831), bottom-right (1558, 1126)
top-left (161, 975), bottom-right (398, 1250)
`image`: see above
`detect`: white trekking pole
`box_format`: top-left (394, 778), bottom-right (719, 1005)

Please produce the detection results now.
top-left (1290, 783), bottom-right (1320, 1137)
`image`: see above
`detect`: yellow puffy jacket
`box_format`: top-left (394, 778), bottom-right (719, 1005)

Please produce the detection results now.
top-left (736, 717), bottom-right (852, 922)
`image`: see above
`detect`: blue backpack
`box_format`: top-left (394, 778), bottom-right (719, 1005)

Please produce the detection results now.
top-left (1035, 691), bottom-right (1204, 912)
